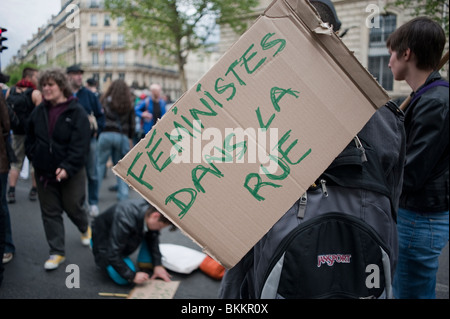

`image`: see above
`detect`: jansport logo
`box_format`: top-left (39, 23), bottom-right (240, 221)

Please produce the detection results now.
top-left (317, 254), bottom-right (351, 267)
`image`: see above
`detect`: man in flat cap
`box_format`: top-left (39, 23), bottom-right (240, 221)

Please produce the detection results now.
top-left (67, 64), bottom-right (105, 217)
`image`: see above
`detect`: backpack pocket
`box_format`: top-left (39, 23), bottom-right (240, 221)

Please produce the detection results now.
top-left (260, 213), bottom-right (392, 299)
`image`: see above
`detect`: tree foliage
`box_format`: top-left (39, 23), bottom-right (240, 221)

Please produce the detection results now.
top-left (3, 62), bottom-right (39, 87)
top-left (105, 0), bottom-right (259, 92)
top-left (387, 0), bottom-right (449, 36)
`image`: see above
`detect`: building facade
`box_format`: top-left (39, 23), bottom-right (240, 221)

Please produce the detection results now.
top-left (217, 0), bottom-right (448, 100)
top-left (333, 0), bottom-right (414, 99)
top-left (11, 0), bottom-right (448, 100)
top-left (13, 0), bottom-right (182, 99)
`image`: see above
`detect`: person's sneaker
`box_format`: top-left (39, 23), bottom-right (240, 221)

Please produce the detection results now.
top-left (2, 253), bottom-right (13, 264)
top-left (29, 187), bottom-right (38, 201)
top-left (81, 226), bottom-right (92, 246)
top-left (89, 205), bottom-right (99, 217)
top-left (44, 255), bottom-right (66, 270)
top-left (7, 189), bottom-right (15, 204)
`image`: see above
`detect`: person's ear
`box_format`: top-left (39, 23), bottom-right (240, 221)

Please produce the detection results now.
top-left (404, 48), bottom-right (412, 62)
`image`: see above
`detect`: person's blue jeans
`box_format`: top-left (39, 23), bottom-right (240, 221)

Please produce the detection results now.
top-left (0, 172), bottom-right (14, 254)
top-left (393, 208), bottom-right (449, 299)
top-left (97, 132), bottom-right (130, 201)
top-left (106, 240), bottom-right (152, 285)
top-left (106, 258), bottom-right (136, 286)
top-left (86, 137), bottom-right (99, 205)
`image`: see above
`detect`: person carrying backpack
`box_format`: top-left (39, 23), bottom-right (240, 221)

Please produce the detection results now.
top-left (3, 68), bottom-right (42, 264)
top-left (6, 67), bottom-right (42, 206)
top-left (387, 17), bottom-right (449, 299)
top-left (218, 0), bottom-right (406, 299)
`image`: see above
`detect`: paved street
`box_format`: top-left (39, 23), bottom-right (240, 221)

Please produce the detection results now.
top-left (0, 167), bottom-right (221, 299)
top-left (0, 165), bottom-right (448, 300)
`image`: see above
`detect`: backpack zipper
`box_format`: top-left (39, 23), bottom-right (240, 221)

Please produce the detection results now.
top-left (298, 180), bottom-right (328, 219)
top-left (297, 192), bottom-right (307, 219)
top-left (353, 136), bottom-right (367, 163)
top-left (320, 179), bottom-right (328, 197)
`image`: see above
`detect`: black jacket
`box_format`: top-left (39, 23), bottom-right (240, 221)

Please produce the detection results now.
top-left (400, 71), bottom-right (449, 212)
top-left (91, 199), bottom-right (163, 282)
top-left (25, 98), bottom-right (91, 179)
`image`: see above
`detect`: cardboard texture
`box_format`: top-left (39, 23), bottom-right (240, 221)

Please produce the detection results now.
top-left (127, 280), bottom-right (180, 299)
top-left (113, 0), bottom-right (389, 268)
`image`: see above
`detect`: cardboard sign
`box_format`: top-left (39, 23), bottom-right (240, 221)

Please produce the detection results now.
top-left (113, 0), bottom-right (389, 268)
top-left (127, 280), bottom-right (180, 299)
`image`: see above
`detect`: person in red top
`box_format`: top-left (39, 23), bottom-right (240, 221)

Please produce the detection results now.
top-left (6, 68), bottom-right (42, 206)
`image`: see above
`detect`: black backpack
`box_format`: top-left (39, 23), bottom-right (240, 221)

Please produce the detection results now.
top-left (259, 186), bottom-right (395, 299)
top-left (6, 86), bottom-right (35, 134)
top-left (219, 102), bottom-right (405, 299)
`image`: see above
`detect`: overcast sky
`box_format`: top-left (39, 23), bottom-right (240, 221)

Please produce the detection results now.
top-left (0, 0), bottom-right (62, 69)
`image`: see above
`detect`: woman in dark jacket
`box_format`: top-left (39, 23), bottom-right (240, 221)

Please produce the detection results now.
top-left (25, 68), bottom-right (92, 270)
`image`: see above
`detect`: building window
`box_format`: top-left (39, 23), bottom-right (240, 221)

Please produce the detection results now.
top-left (368, 13), bottom-right (396, 91)
top-left (91, 33), bottom-right (98, 46)
top-left (105, 52), bottom-right (112, 66)
top-left (92, 52), bottom-right (99, 65)
top-left (104, 73), bottom-right (112, 83)
top-left (118, 52), bottom-right (125, 66)
top-left (90, 0), bottom-right (99, 8)
top-left (104, 14), bottom-right (111, 26)
top-left (119, 73), bottom-right (125, 80)
top-left (118, 34), bottom-right (125, 47)
top-left (90, 14), bottom-right (98, 26)
top-left (117, 16), bottom-right (125, 26)
top-left (104, 34), bottom-right (111, 46)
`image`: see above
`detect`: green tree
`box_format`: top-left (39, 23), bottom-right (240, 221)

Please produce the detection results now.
top-left (3, 62), bottom-right (39, 87)
top-left (105, 0), bottom-right (259, 92)
top-left (387, 0), bottom-right (449, 36)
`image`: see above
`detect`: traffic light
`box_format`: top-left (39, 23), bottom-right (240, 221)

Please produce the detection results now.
top-left (0, 27), bottom-right (8, 53)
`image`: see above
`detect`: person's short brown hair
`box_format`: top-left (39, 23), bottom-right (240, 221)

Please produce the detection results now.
top-left (22, 67), bottom-right (38, 80)
top-left (147, 205), bottom-right (177, 232)
top-left (38, 68), bottom-right (73, 98)
top-left (386, 17), bottom-right (446, 70)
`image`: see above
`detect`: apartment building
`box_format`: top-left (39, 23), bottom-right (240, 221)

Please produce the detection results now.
top-left (13, 0), bottom-right (182, 99)
top-left (12, 0), bottom-right (448, 100)
top-left (218, 0), bottom-right (448, 100)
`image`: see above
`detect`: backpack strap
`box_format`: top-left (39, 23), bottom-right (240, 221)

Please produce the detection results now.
top-left (410, 80), bottom-right (449, 106)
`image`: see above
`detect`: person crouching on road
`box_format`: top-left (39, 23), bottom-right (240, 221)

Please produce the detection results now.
top-left (91, 199), bottom-right (175, 285)
top-left (25, 68), bottom-right (92, 270)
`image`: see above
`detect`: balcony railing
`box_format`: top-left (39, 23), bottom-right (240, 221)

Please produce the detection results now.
top-left (85, 62), bottom-right (179, 76)
top-left (87, 41), bottom-right (126, 49)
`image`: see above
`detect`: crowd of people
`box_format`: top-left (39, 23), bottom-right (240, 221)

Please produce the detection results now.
top-left (0, 0), bottom-right (448, 298)
top-left (0, 65), bottom-right (173, 286)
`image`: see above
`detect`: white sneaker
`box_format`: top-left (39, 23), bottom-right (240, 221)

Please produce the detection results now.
top-left (44, 255), bottom-right (66, 270)
top-left (2, 253), bottom-right (13, 264)
top-left (81, 226), bottom-right (92, 247)
top-left (89, 205), bottom-right (99, 217)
